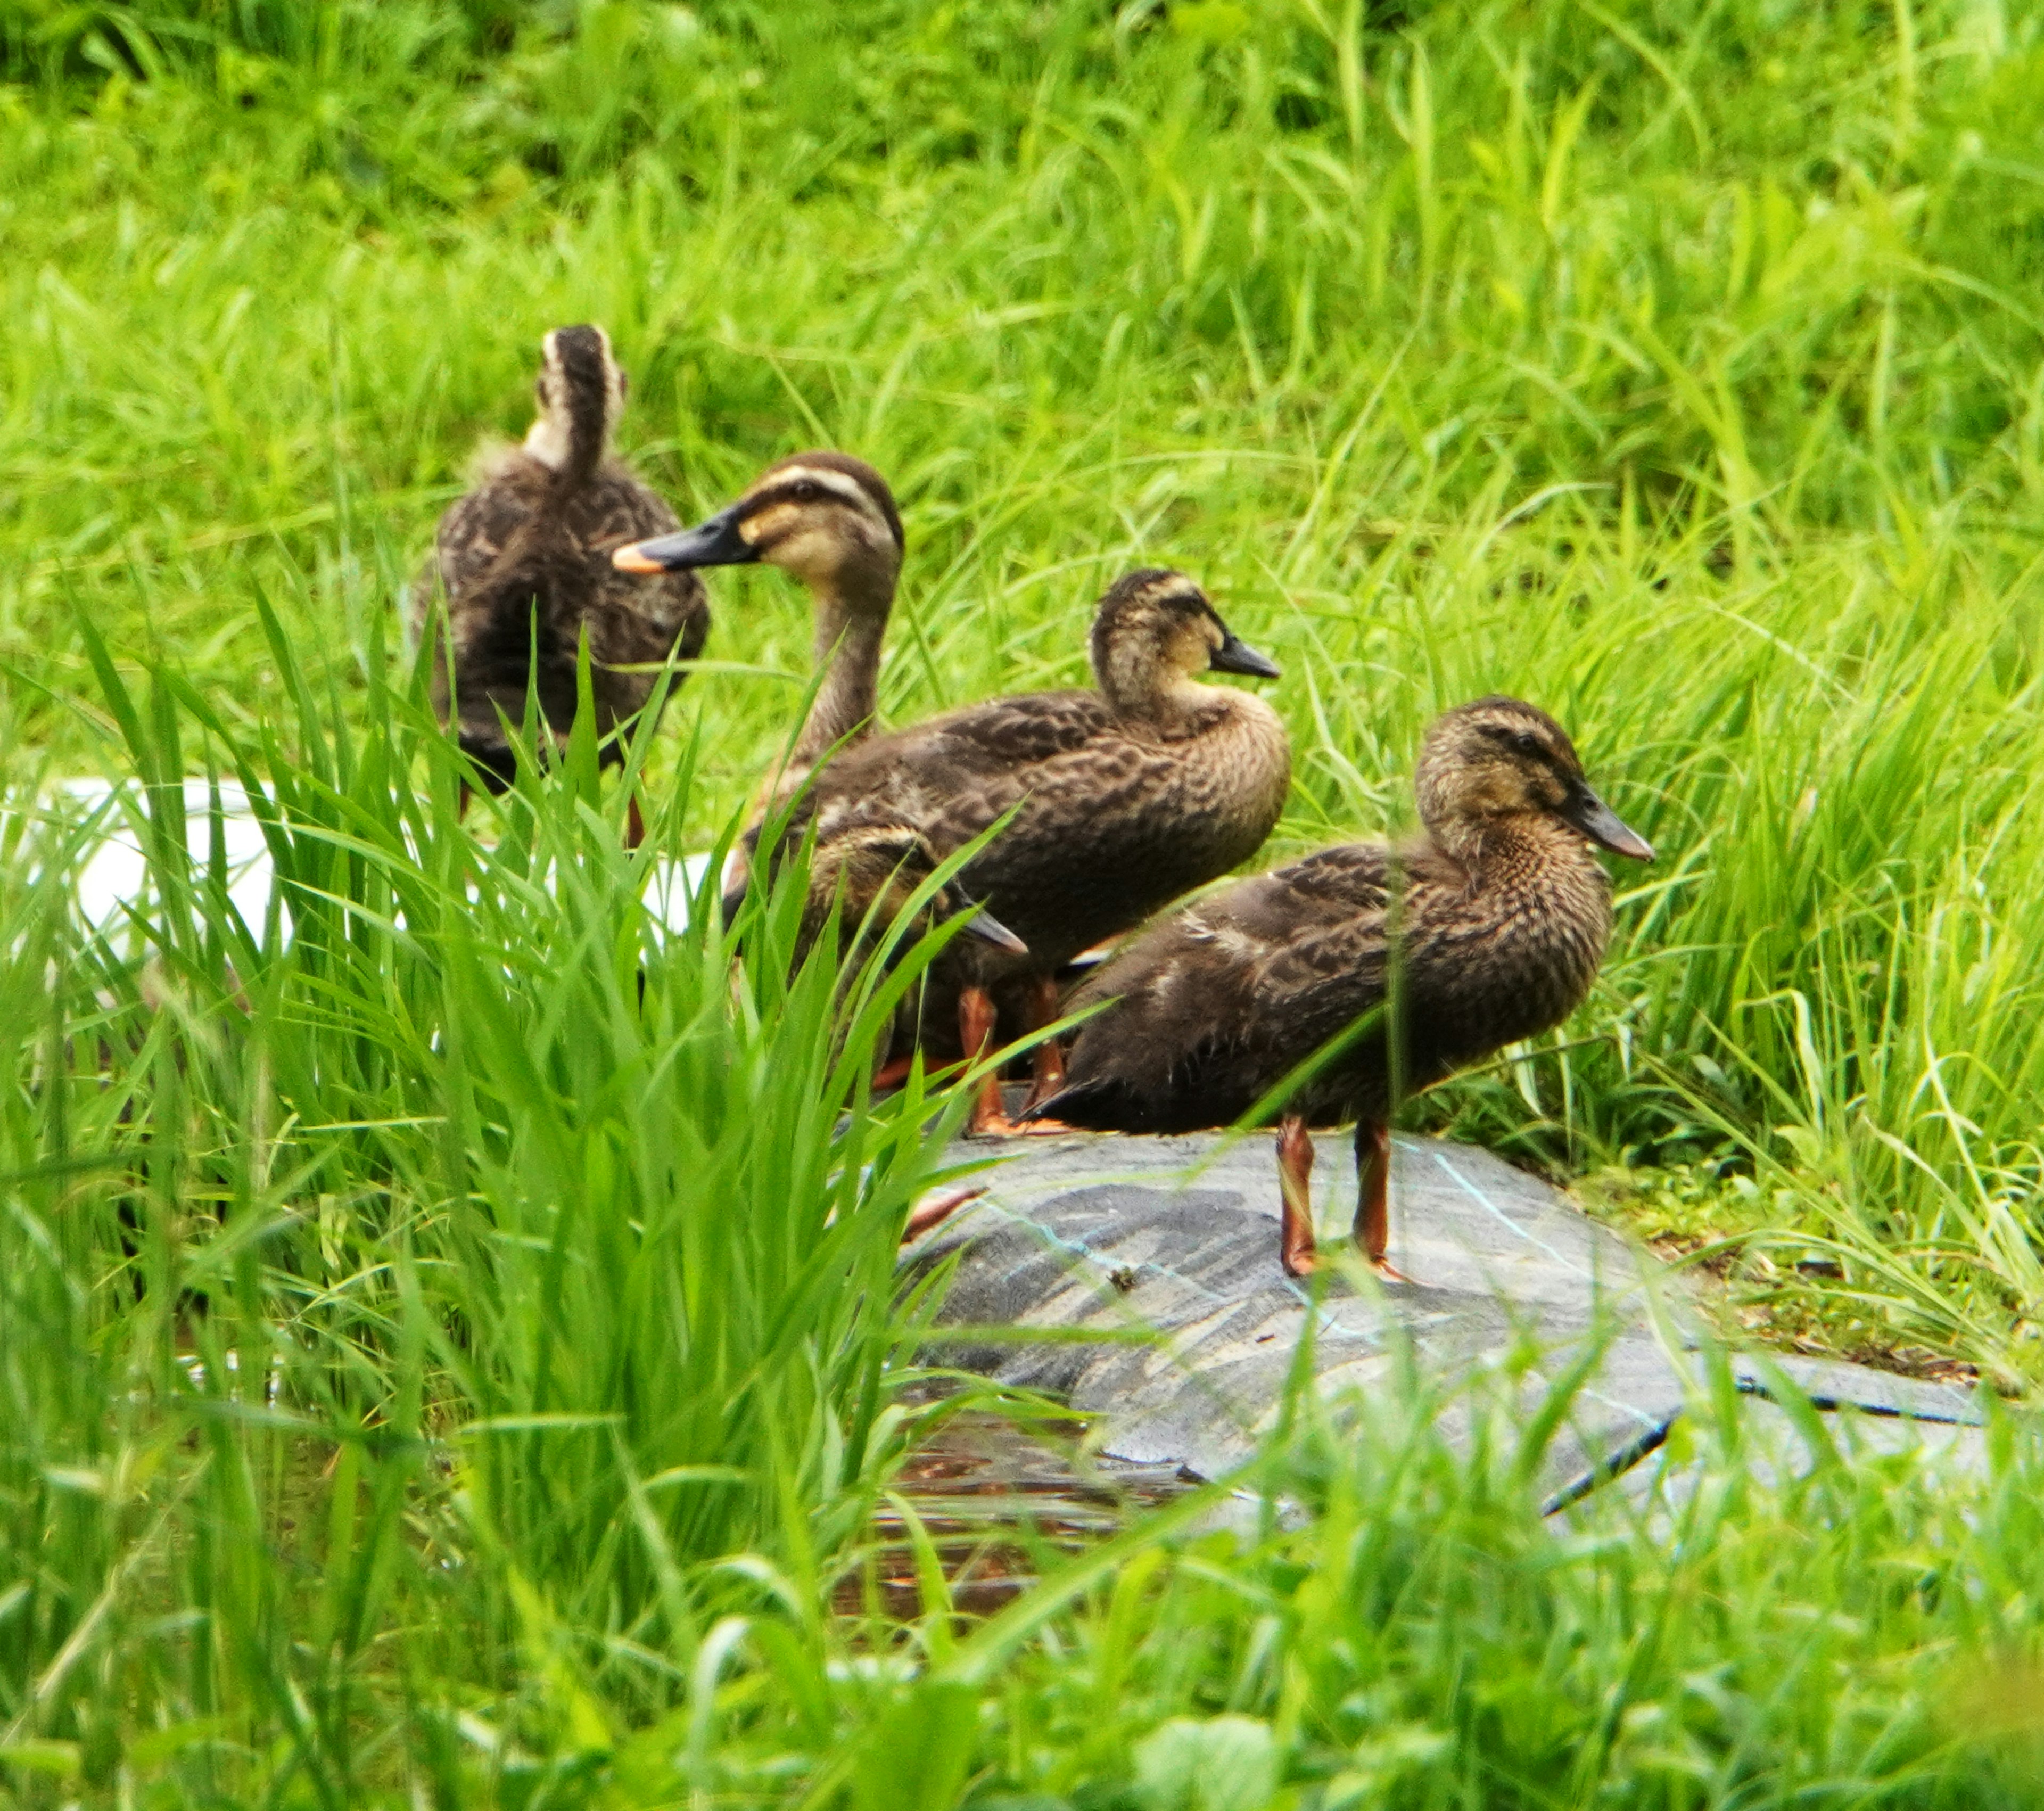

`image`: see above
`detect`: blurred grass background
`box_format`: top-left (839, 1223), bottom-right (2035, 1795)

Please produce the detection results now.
top-left (10, 0), bottom-right (2044, 1362)
top-left (6, 0), bottom-right (2044, 1802)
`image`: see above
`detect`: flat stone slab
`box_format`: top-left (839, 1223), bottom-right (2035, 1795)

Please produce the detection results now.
top-left (908, 1127), bottom-right (1989, 1508)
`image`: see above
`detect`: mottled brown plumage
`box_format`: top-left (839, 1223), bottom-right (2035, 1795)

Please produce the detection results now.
top-left (613, 450), bottom-right (904, 818)
top-left (788, 823), bottom-right (1025, 977)
top-left (1030, 696), bottom-right (1653, 1275)
top-left (747, 569), bottom-right (1292, 1133)
top-left (412, 325), bottom-right (708, 804)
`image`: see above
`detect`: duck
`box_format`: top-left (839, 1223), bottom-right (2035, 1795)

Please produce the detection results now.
top-left (788, 823), bottom-right (1026, 981)
top-left (1026, 696), bottom-right (1653, 1277)
top-left (413, 325), bottom-right (709, 845)
top-left (612, 450), bottom-right (904, 819)
top-left (741, 568), bottom-right (1291, 1137)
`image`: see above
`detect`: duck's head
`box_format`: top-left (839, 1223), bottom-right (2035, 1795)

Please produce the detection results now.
top-left (1415, 696), bottom-right (1653, 863)
top-left (614, 450), bottom-right (903, 610)
top-left (806, 826), bottom-right (1027, 959)
top-left (1088, 569), bottom-right (1281, 711)
top-left (524, 324), bottom-right (625, 473)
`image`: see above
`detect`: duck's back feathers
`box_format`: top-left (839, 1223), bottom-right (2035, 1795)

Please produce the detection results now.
top-left (777, 683), bottom-right (1289, 972)
top-left (1046, 822), bottom-right (1613, 1134)
top-left (1049, 842), bottom-right (1395, 1131)
top-left (415, 455), bottom-right (707, 783)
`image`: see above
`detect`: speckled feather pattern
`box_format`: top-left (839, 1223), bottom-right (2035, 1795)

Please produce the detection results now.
top-left (411, 448), bottom-right (708, 779)
top-left (1053, 814), bottom-right (1616, 1133)
top-left (773, 681), bottom-right (1291, 977)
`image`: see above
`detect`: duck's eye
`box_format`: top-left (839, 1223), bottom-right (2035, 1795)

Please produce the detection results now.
top-left (1512, 730), bottom-right (1542, 756)
top-left (790, 479), bottom-right (823, 504)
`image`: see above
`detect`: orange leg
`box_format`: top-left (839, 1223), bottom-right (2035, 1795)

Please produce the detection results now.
top-left (960, 985), bottom-right (1009, 1137)
top-left (1278, 1115), bottom-right (1318, 1277)
top-left (871, 1053), bottom-right (916, 1091)
top-left (1352, 1121), bottom-right (1409, 1283)
top-left (960, 985), bottom-right (1073, 1137)
top-left (1020, 973), bottom-right (1068, 1112)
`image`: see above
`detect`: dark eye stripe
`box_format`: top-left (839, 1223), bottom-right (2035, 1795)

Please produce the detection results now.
top-left (1479, 721), bottom-right (1556, 758)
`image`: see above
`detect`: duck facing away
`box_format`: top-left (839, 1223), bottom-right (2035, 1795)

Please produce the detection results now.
top-left (1028, 696), bottom-right (1653, 1276)
top-left (413, 325), bottom-right (708, 844)
top-left (614, 450), bottom-right (903, 819)
top-left (748, 568), bottom-right (1291, 1137)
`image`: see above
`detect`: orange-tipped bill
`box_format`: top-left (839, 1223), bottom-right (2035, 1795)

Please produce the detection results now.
top-left (612, 500), bottom-right (757, 574)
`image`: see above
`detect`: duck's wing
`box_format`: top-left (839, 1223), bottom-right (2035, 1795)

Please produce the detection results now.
top-left (553, 466), bottom-right (708, 676)
top-left (427, 532), bottom-right (584, 741)
top-left (430, 476), bottom-right (541, 607)
top-left (788, 690), bottom-right (1115, 840)
top-left (1049, 844), bottom-right (1398, 1129)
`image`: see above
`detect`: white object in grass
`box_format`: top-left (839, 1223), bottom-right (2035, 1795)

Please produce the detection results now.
top-left (30, 777), bottom-right (714, 945)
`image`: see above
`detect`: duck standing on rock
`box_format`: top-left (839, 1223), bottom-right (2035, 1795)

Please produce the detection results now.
top-left (1027, 696), bottom-right (1653, 1277)
top-left (735, 569), bottom-right (1291, 1137)
top-left (412, 325), bottom-right (708, 845)
top-left (613, 450), bottom-right (904, 821)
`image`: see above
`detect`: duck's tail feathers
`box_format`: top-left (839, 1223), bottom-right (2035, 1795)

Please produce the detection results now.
top-left (1019, 1077), bottom-right (1125, 1130)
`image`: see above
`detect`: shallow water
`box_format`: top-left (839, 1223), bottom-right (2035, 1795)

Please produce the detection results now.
top-left (839, 1409), bottom-right (1194, 1619)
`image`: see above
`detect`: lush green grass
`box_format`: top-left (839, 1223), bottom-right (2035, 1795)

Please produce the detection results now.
top-left (7, 1), bottom-right (2044, 1803)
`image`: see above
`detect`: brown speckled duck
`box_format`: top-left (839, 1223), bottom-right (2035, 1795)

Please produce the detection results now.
top-left (613, 450), bottom-right (903, 819)
top-left (747, 569), bottom-right (1291, 1137)
top-left (1028, 696), bottom-right (1653, 1277)
top-left (413, 325), bottom-right (708, 843)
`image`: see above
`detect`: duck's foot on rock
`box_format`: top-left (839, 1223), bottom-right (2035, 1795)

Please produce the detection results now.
top-left (968, 1113), bottom-right (1080, 1140)
top-left (1282, 1245), bottom-right (1412, 1284)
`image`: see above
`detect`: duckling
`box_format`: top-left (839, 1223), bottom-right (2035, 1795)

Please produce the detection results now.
top-left (412, 325), bottom-right (708, 844)
top-left (1027, 696), bottom-right (1653, 1277)
top-left (747, 569), bottom-right (1290, 1137)
top-left (613, 450), bottom-right (904, 817)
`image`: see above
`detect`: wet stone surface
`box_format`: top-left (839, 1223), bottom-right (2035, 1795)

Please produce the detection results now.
top-left (838, 1410), bottom-right (1194, 1620)
top-left (906, 1122), bottom-right (1990, 1511)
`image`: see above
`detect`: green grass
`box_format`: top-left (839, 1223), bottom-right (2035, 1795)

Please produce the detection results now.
top-left (6, 0), bottom-right (2044, 1802)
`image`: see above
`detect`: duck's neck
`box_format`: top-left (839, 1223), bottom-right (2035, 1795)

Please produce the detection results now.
top-left (1102, 670), bottom-right (1219, 736)
top-left (1434, 813), bottom-right (1608, 894)
top-left (743, 578), bottom-right (893, 817)
top-left (523, 404), bottom-right (605, 490)
top-left (795, 587), bottom-right (887, 760)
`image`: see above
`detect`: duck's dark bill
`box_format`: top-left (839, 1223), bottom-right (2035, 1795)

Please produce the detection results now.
top-left (1210, 632), bottom-right (1282, 679)
top-left (612, 501), bottom-right (759, 573)
top-left (961, 907), bottom-right (1028, 956)
top-left (1563, 785), bottom-right (1654, 861)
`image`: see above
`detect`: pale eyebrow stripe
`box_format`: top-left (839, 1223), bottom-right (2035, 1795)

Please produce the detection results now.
top-left (750, 465), bottom-right (884, 521)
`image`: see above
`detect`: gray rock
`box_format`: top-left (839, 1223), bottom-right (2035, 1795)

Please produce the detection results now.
top-left (908, 1125), bottom-right (1991, 1509)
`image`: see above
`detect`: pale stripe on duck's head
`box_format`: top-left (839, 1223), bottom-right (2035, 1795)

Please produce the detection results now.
top-left (526, 324), bottom-right (625, 472)
top-left (1417, 695), bottom-right (1653, 861)
top-left (1089, 568), bottom-right (1281, 707)
top-left (613, 448), bottom-right (902, 600)
top-left (748, 450), bottom-right (903, 550)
